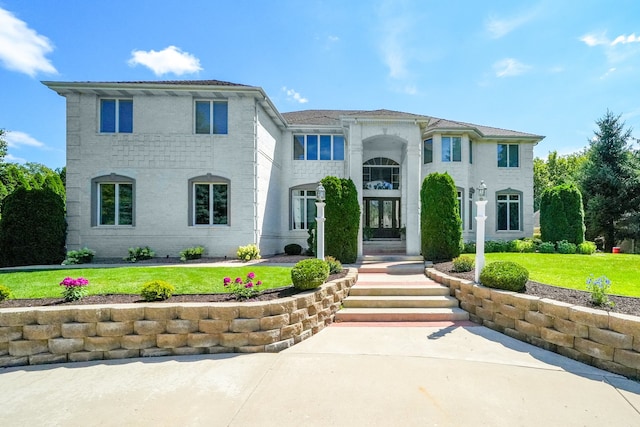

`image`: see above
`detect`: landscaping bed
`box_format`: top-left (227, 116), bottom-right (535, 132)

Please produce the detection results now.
top-left (434, 261), bottom-right (640, 316)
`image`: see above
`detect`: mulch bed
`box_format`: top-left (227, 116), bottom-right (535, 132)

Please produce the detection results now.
top-left (433, 261), bottom-right (640, 317)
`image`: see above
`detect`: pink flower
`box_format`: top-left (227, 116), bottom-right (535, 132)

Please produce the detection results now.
top-left (245, 282), bottom-right (253, 288)
top-left (223, 277), bottom-right (231, 284)
top-left (256, 281), bottom-right (262, 286)
top-left (235, 277), bottom-right (243, 284)
top-left (247, 272), bottom-right (256, 280)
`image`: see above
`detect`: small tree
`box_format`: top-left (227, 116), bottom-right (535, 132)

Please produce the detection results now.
top-left (420, 172), bottom-right (462, 261)
top-left (0, 129), bottom-right (7, 163)
top-left (0, 187), bottom-right (66, 267)
top-left (540, 183), bottom-right (585, 244)
top-left (322, 176), bottom-right (360, 263)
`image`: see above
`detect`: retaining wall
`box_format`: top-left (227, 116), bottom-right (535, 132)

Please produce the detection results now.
top-left (0, 269), bottom-right (357, 367)
top-left (427, 268), bottom-right (640, 380)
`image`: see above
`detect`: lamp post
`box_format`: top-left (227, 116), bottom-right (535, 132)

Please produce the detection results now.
top-left (474, 180), bottom-right (488, 284)
top-left (315, 182), bottom-right (326, 260)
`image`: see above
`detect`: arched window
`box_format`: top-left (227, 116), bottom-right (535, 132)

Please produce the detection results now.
top-left (363, 157), bottom-right (400, 190)
top-left (91, 174), bottom-right (135, 226)
top-left (290, 184), bottom-right (317, 230)
top-left (188, 174), bottom-right (230, 226)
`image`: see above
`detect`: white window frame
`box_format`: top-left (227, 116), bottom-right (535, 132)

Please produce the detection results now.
top-left (100, 99), bottom-right (133, 133)
top-left (293, 134), bottom-right (345, 161)
top-left (441, 136), bottom-right (462, 162)
top-left (291, 187), bottom-right (317, 230)
top-left (496, 190), bottom-right (522, 231)
top-left (96, 182), bottom-right (134, 226)
top-left (192, 182), bottom-right (229, 226)
top-left (497, 143), bottom-right (520, 168)
top-left (194, 100), bottom-right (228, 134)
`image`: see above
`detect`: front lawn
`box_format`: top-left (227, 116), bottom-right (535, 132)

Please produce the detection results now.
top-left (479, 253), bottom-right (640, 297)
top-left (0, 266), bottom-right (292, 299)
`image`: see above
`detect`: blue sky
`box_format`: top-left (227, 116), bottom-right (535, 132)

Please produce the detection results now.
top-left (1, 0), bottom-right (640, 169)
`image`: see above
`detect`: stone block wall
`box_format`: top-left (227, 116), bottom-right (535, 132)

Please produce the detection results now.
top-left (0, 270), bottom-right (357, 367)
top-left (426, 268), bottom-right (640, 380)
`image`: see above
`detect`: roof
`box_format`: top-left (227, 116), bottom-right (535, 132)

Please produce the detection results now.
top-left (282, 109), bottom-right (543, 139)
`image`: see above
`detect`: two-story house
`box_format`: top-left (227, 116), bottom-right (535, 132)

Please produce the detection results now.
top-left (44, 79), bottom-right (543, 259)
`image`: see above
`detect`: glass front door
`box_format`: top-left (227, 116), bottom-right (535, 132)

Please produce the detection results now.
top-left (364, 198), bottom-right (401, 238)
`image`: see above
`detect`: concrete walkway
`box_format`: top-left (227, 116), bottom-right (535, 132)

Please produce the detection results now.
top-left (1, 322), bottom-right (638, 426)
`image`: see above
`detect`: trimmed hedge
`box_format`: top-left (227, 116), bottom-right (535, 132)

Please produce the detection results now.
top-left (291, 258), bottom-right (329, 290)
top-left (420, 172), bottom-right (462, 261)
top-left (479, 261), bottom-right (529, 292)
top-left (140, 280), bottom-right (175, 301)
top-left (284, 243), bottom-right (303, 255)
top-left (322, 176), bottom-right (360, 263)
top-left (540, 184), bottom-right (585, 245)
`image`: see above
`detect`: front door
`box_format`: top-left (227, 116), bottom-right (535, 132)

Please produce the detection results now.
top-left (364, 198), bottom-right (401, 239)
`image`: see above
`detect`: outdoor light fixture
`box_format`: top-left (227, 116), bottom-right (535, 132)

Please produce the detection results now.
top-left (316, 183), bottom-right (326, 202)
top-left (478, 180), bottom-right (487, 201)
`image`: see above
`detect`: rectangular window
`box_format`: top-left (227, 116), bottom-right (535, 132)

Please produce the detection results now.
top-left (195, 100), bottom-right (228, 134)
top-left (293, 135), bottom-right (345, 161)
top-left (423, 138), bottom-right (433, 164)
top-left (98, 183), bottom-right (133, 225)
top-left (442, 136), bottom-right (461, 162)
top-left (497, 193), bottom-right (520, 231)
top-left (292, 189), bottom-right (317, 230)
top-left (194, 183), bottom-right (228, 225)
top-left (100, 99), bottom-right (132, 133)
top-left (498, 144), bottom-right (519, 167)
top-left (457, 190), bottom-right (463, 224)
top-left (469, 140), bottom-right (473, 164)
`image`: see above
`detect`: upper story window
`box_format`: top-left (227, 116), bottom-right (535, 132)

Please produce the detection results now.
top-left (469, 140), bottom-right (473, 164)
top-left (363, 157), bottom-right (399, 190)
top-left (91, 174), bottom-right (135, 226)
top-left (442, 136), bottom-right (462, 162)
top-left (497, 191), bottom-right (522, 231)
top-left (291, 187), bottom-right (317, 230)
top-left (293, 135), bottom-right (344, 160)
top-left (423, 138), bottom-right (433, 164)
top-left (497, 143), bottom-right (519, 167)
top-left (195, 100), bottom-right (228, 134)
top-left (100, 99), bottom-right (132, 133)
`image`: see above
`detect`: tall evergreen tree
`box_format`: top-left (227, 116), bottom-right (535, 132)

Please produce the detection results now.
top-left (321, 176), bottom-right (360, 263)
top-left (420, 172), bottom-right (462, 261)
top-left (580, 111), bottom-right (640, 251)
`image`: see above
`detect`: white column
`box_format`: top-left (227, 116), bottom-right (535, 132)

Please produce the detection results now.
top-left (316, 201), bottom-right (325, 260)
top-left (474, 200), bottom-right (488, 283)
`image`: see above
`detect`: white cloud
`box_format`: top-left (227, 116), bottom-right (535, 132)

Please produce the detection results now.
top-left (376, 0), bottom-right (416, 80)
top-left (580, 33), bottom-right (609, 47)
top-left (282, 87), bottom-right (308, 104)
top-left (493, 58), bottom-right (531, 77)
top-left (600, 67), bottom-right (616, 79)
top-left (485, 7), bottom-right (539, 39)
top-left (5, 131), bottom-right (45, 148)
top-left (0, 7), bottom-right (57, 76)
top-left (611, 33), bottom-right (640, 45)
top-left (128, 46), bottom-right (202, 76)
top-left (328, 35), bottom-right (340, 42)
top-left (4, 153), bottom-right (26, 163)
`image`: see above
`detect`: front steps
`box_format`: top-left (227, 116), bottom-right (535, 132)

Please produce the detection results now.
top-left (335, 257), bottom-right (469, 323)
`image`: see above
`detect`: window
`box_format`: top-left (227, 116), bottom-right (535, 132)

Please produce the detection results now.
top-left (100, 99), bottom-right (132, 133)
top-left (497, 192), bottom-right (521, 231)
top-left (468, 189), bottom-right (474, 231)
top-left (291, 188), bottom-right (317, 230)
top-left (423, 138), bottom-right (433, 164)
top-left (293, 135), bottom-right (344, 160)
top-left (469, 140), bottom-right (473, 164)
top-left (497, 143), bottom-right (519, 167)
top-left (363, 157), bottom-right (400, 190)
top-left (188, 175), bottom-right (229, 226)
top-left (442, 136), bottom-right (462, 162)
top-left (457, 189), bottom-right (464, 226)
top-left (195, 100), bottom-right (228, 134)
top-left (91, 174), bottom-right (135, 226)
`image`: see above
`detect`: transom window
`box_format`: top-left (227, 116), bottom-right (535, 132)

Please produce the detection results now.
top-left (193, 183), bottom-right (228, 225)
top-left (497, 192), bottom-right (521, 231)
top-left (293, 135), bottom-right (345, 160)
top-left (423, 138), bottom-right (433, 164)
top-left (100, 99), bottom-right (132, 133)
top-left (195, 100), bottom-right (228, 134)
top-left (363, 157), bottom-right (399, 190)
top-left (442, 136), bottom-right (462, 162)
top-left (498, 144), bottom-right (519, 167)
top-left (291, 188), bottom-right (317, 230)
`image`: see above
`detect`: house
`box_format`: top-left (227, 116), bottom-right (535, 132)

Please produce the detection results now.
top-left (43, 79), bottom-right (544, 259)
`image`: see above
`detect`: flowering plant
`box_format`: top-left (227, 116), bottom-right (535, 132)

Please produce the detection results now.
top-left (586, 274), bottom-right (614, 307)
top-left (223, 272), bottom-right (262, 300)
top-left (59, 277), bottom-right (89, 302)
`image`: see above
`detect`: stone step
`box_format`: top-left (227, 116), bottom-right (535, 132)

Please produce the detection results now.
top-left (361, 255), bottom-right (423, 262)
top-left (343, 295), bottom-right (459, 309)
top-left (335, 307), bottom-right (469, 322)
top-left (349, 284), bottom-right (450, 296)
top-left (357, 261), bottom-right (425, 275)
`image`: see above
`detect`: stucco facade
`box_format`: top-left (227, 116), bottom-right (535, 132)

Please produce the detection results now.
top-left (44, 80), bottom-right (543, 259)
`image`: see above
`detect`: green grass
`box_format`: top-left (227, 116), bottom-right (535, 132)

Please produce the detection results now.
top-left (479, 253), bottom-right (640, 297)
top-left (0, 266), bottom-right (292, 299)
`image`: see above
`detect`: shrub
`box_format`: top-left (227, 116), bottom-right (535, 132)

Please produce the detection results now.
top-left (62, 247), bottom-right (96, 265)
top-left (479, 261), bottom-right (529, 292)
top-left (485, 240), bottom-right (509, 253)
top-left (540, 184), bottom-right (585, 245)
top-left (324, 256), bottom-right (343, 274)
top-left (323, 177), bottom-right (360, 263)
top-left (556, 240), bottom-right (577, 254)
top-left (452, 255), bottom-right (474, 272)
top-left (462, 242), bottom-right (476, 254)
top-left (538, 242), bottom-right (555, 253)
top-left (306, 223), bottom-right (316, 256)
top-left (180, 246), bottom-right (205, 262)
top-left (586, 274), bottom-right (614, 307)
top-left (140, 280), bottom-right (175, 301)
top-left (223, 272), bottom-right (262, 300)
top-left (284, 243), bottom-right (303, 255)
top-left (420, 173), bottom-right (462, 261)
top-left (125, 246), bottom-right (155, 262)
top-left (237, 243), bottom-right (261, 262)
top-left (577, 241), bottom-right (597, 255)
top-left (508, 239), bottom-right (535, 253)
top-left (291, 258), bottom-right (329, 290)
top-left (0, 187), bottom-right (66, 267)
top-left (0, 284), bottom-right (12, 301)
top-left (59, 277), bottom-right (89, 302)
